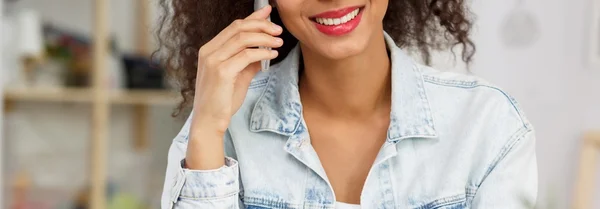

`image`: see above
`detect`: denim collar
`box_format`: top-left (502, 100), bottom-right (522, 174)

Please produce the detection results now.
top-left (249, 31), bottom-right (437, 142)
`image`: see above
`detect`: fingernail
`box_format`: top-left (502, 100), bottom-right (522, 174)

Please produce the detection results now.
top-left (275, 38), bottom-right (283, 44)
top-left (273, 24), bottom-right (282, 31)
top-left (271, 50), bottom-right (279, 56)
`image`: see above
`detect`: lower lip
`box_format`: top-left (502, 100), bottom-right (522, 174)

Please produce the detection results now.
top-left (313, 9), bottom-right (363, 36)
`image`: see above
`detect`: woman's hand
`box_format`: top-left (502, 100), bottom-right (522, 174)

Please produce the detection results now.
top-left (186, 5), bottom-right (283, 170)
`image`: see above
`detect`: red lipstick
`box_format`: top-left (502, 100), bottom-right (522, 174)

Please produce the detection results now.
top-left (310, 6), bottom-right (364, 36)
top-left (311, 6), bottom-right (362, 18)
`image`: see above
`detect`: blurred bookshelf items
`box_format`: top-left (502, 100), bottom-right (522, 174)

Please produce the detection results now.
top-left (15, 9), bottom-right (44, 86)
top-left (10, 171), bottom-right (48, 209)
top-left (7, 21), bottom-right (166, 91)
top-left (2, 0), bottom-right (179, 209)
top-left (2, 2), bottom-right (168, 91)
top-left (1, 8), bottom-right (43, 88)
top-left (72, 181), bottom-right (146, 209)
top-left (122, 55), bottom-right (166, 89)
top-left (43, 25), bottom-right (124, 89)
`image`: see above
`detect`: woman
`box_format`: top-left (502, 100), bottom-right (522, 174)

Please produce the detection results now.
top-left (158, 0), bottom-right (537, 208)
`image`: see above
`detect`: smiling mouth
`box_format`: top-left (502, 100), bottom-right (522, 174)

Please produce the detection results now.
top-left (309, 6), bottom-right (365, 26)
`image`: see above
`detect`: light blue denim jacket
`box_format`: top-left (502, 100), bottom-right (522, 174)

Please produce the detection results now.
top-left (161, 32), bottom-right (538, 209)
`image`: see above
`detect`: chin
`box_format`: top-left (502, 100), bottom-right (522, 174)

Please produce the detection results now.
top-left (307, 36), bottom-right (370, 60)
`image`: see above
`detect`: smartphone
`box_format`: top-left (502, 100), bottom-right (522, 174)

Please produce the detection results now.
top-left (254, 0), bottom-right (271, 71)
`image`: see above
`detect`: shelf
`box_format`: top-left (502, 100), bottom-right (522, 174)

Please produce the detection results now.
top-left (3, 88), bottom-right (180, 105)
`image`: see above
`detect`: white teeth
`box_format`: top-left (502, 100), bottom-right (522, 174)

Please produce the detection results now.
top-left (326, 19), bottom-right (334, 25)
top-left (315, 8), bottom-right (360, 26)
top-left (341, 16), bottom-right (348, 23)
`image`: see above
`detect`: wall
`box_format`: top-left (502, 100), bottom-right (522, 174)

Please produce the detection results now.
top-left (468, 0), bottom-right (600, 208)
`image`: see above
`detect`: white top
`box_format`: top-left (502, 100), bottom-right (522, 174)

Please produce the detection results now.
top-left (336, 202), bottom-right (361, 209)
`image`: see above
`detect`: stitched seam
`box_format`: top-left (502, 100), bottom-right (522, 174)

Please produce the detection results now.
top-left (416, 68), bottom-right (436, 135)
top-left (249, 71), bottom-right (275, 132)
top-left (249, 71), bottom-right (302, 136)
top-left (249, 78), bottom-right (269, 89)
top-left (470, 126), bottom-right (533, 203)
top-left (422, 75), bottom-right (480, 87)
top-left (482, 126), bottom-right (531, 184)
top-left (465, 186), bottom-right (477, 198)
top-left (179, 190), bottom-right (239, 201)
top-left (415, 194), bottom-right (466, 209)
top-left (423, 76), bottom-right (529, 129)
top-left (243, 196), bottom-right (302, 208)
top-left (290, 107), bottom-right (304, 136)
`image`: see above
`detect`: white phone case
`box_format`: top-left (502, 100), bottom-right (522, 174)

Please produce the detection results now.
top-left (254, 0), bottom-right (271, 71)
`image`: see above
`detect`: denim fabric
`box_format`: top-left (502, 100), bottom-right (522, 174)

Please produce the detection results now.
top-left (161, 31), bottom-right (538, 209)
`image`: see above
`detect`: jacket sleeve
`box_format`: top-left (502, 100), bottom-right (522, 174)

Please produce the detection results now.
top-left (161, 114), bottom-right (243, 209)
top-left (471, 128), bottom-right (538, 208)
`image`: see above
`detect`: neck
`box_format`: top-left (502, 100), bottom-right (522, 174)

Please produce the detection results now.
top-left (299, 31), bottom-right (391, 119)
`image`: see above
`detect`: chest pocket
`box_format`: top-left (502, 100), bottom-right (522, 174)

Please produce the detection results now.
top-left (415, 194), bottom-right (467, 209)
top-left (243, 197), bottom-right (300, 209)
top-left (245, 204), bottom-right (297, 209)
top-left (246, 206), bottom-right (270, 209)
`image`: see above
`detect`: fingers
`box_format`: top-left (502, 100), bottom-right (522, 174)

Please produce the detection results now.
top-left (236, 62), bottom-right (262, 88)
top-left (245, 4), bottom-right (272, 20)
top-left (212, 32), bottom-right (283, 62)
top-left (219, 48), bottom-right (278, 75)
top-left (200, 6), bottom-right (280, 57)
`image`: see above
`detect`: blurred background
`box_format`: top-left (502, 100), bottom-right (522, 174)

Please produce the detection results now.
top-left (1, 0), bottom-right (183, 208)
top-left (0, 0), bottom-right (599, 209)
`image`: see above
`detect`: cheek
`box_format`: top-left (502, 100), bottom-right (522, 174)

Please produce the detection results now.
top-left (273, 2), bottom-right (306, 36)
top-left (273, 0), bottom-right (302, 18)
top-left (372, 0), bottom-right (389, 21)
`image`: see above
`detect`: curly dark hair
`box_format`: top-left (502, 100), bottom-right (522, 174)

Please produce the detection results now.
top-left (155, 0), bottom-right (476, 116)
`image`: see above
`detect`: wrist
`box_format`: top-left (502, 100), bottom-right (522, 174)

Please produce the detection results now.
top-left (185, 130), bottom-right (226, 170)
top-left (191, 111), bottom-right (230, 134)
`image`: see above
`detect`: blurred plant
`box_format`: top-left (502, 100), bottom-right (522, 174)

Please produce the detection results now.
top-left (41, 24), bottom-right (118, 87)
top-left (107, 193), bottom-right (146, 209)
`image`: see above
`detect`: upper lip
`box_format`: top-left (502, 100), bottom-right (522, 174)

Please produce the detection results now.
top-left (309, 6), bottom-right (363, 19)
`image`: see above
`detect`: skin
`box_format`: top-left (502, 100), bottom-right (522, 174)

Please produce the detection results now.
top-left (186, 0), bottom-right (391, 204)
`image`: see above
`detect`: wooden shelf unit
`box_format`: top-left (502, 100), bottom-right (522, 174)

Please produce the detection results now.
top-left (3, 88), bottom-right (179, 105)
top-left (573, 131), bottom-right (600, 209)
top-left (1, 1), bottom-right (161, 208)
